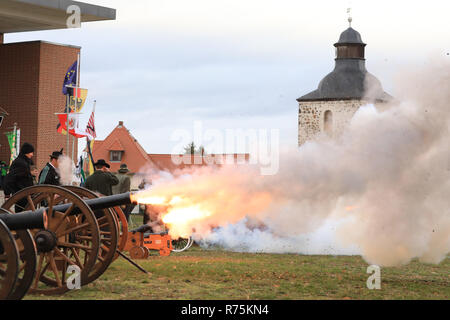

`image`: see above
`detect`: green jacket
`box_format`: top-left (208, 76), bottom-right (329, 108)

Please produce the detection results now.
top-left (84, 170), bottom-right (119, 196)
top-left (111, 172), bottom-right (131, 195)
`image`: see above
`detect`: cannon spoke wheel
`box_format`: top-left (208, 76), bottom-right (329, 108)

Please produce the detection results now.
top-left (0, 220), bottom-right (20, 300)
top-left (64, 186), bottom-right (119, 283)
top-left (2, 185), bottom-right (100, 295)
top-left (171, 236), bottom-right (193, 253)
top-left (0, 208), bottom-right (38, 300)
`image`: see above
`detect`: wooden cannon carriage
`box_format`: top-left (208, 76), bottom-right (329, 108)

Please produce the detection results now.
top-left (0, 185), bottom-right (194, 300)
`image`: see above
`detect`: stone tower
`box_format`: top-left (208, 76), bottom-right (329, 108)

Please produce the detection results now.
top-left (297, 24), bottom-right (392, 146)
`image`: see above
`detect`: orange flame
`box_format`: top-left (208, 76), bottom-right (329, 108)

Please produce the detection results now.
top-left (130, 174), bottom-right (273, 239)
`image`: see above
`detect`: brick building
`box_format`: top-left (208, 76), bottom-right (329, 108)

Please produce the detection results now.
top-left (0, 41), bottom-right (81, 169)
top-left (297, 21), bottom-right (392, 146)
top-left (0, 0), bottom-right (115, 170)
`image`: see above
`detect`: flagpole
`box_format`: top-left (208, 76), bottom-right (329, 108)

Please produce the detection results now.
top-left (12, 122), bottom-right (17, 165)
top-left (66, 94), bottom-right (70, 155)
top-left (73, 52), bottom-right (81, 163)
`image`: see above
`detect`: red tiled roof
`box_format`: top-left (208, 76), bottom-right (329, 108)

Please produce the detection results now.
top-left (106, 139), bottom-right (125, 151)
top-left (148, 153), bottom-right (250, 174)
top-left (91, 122), bottom-right (151, 173)
top-left (89, 121), bottom-right (250, 174)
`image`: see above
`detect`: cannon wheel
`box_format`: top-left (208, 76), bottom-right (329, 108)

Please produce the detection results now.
top-left (0, 207), bottom-right (37, 300)
top-left (111, 206), bottom-right (128, 261)
top-left (2, 185), bottom-right (100, 295)
top-left (64, 186), bottom-right (119, 283)
top-left (129, 246), bottom-right (148, 259)
top-left (171, 236), bottom-right (193, 253)
top-left (0, 219), bottom-right (20, 300)
top-left (7, 229), bottom-right (37, 300)
top-left (0, 206), bottom-right (38, 300)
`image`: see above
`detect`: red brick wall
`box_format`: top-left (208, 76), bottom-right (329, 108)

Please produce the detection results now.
top-left (0, 41), bottom-right (80, 171)
top-left (37, 42), bottom-right (79, 170)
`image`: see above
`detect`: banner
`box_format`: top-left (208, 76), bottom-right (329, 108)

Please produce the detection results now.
top-left (87, 139), bottom-right (95, 175)
top-left (62, 61), bottom-right (78, 95)
top-left (76, 156), bottom-right (86, 185)
top-left (5, 129), bottom-right (18, 165)
top-left (67, 87), bottom-right (88, 113)
top-left (56, 113), bottom-right (87, 138)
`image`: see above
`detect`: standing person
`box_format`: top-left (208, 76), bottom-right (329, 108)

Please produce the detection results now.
top-left (112, 164), bottom-right (131, 194)
top-left (38, 149), bottom-right (63, 186)
top-left (112, 164), bottom-right (133, 221)
top-left (3, 142), bottom-right (35, 212)
top-left (30, 166), bottom-right (39, 185)
top-left (84, 159), bottom-right (119, 196)
top-left (139, 178), bottom-right (154, 224)
top-left (0, 161), bottom-right (8, 190)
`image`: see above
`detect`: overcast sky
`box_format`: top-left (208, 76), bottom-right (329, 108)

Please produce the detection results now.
top-left (5, 0), bottom-right (450, 154)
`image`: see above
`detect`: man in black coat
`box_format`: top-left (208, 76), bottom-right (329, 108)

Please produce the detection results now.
top-left (3, 142), bottom-right (35, 212)
top-left (38, 149), bottom-right (63, 186)
top-left (84, 159), bottom-right (119, 196)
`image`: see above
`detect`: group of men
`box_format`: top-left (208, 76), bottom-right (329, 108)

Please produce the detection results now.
top-left (2, 142), bottom-right (134, 219)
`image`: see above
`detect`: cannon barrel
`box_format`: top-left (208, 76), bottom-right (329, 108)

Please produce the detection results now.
top-left (20, 191), bottom-right (136, 218)
top-left (1, 192), bottom-right (135, 230)
top-left (0, 210), bottom-right (48, 231)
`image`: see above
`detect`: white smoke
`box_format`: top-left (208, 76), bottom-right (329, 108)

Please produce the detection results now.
top-left (58, 155), bottom-right (80, 186)
top-left (198, 217), bottom-right (361, 256)
top-left (141, 60), bottom-right (450, 267)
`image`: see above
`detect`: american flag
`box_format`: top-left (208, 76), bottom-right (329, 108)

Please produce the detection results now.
top-left (86, 102), bottom-right (96, 140)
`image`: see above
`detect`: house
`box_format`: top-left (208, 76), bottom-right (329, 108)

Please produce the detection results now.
top-left (90, 121), bottom-right (250, 183)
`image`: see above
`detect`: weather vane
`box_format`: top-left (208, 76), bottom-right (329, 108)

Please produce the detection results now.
top-left (347, 7), bottom-right (352, 27)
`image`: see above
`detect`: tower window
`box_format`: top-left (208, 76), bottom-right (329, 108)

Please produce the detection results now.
top-left (336, 45), bottom-right (365, 59)
top-left (324, 110), bottom-right (333, 137)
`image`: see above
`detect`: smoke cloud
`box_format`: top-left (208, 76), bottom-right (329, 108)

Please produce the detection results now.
top-left (138, 60), bottom-right (450, 267)
top-left (58, 155), bottom-right (78, 186)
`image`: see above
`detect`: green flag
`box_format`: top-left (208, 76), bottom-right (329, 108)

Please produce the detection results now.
top-left (5, 130), bottom-right (18, 165)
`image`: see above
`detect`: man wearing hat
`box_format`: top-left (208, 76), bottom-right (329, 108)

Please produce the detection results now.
top-left (112, 164), bottom-right (131, 195)
top-left (112, 164), bottom-right (133, 221)
top-left (38, 149), bottom-right (63, 185)
top-left (84, 159), bottom-right (119, 196)
top-left (3, 142), bottom-right (35, 212)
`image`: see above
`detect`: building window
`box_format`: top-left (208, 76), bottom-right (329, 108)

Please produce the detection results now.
top-left (110, 151), bottom-right (123, 162)
top-left (324, 110), bottom-right (333, 137)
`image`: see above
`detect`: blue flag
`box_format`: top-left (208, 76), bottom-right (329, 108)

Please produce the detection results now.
top-left (62, 61), bottom-right (78, 95)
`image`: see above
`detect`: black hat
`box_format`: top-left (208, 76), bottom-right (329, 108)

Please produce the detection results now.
top-left (118, 163), bottom-right (129, 173)
top-left (94, 159), bottom-right (110, 168)
top-left (20, 142), bottom-right (34, 155)
top-left (50, 148), bottom-right (64, 160)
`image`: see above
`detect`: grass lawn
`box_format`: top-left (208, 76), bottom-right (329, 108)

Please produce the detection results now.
top-left (25, 245), bottom-right (449, 300)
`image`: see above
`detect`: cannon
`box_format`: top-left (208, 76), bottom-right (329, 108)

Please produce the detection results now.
top-left (0, 185), bottom-right (132, 298)
top-left (0, 184), bottom-right (194, 300)
top-left (124, 224), bottom-right (193, 259)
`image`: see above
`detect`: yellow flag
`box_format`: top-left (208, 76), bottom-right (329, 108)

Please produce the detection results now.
top-left (69, 88), bottom-right (88, 113)
top-left (88, 139), bottom-right (95, 175)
